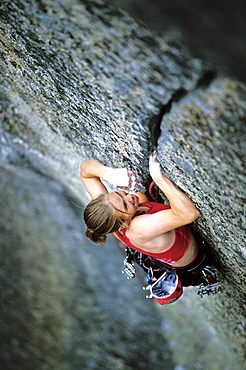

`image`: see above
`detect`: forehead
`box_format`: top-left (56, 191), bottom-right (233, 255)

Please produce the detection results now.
top-left (107, 191), bottom-right (124, 209)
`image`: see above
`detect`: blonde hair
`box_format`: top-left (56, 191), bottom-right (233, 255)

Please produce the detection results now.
top-left (84, 193), bottom-right (129, 245)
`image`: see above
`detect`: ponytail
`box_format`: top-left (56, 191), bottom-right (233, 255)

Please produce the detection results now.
top-left (85, 228), bottom-right (107, 245)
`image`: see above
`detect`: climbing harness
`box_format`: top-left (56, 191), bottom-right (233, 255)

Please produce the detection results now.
top-left (122, 247), bottom-right (221, 305)
top-left (122, 179), bottom-right (221, 303)
top-left (122, 247), bottom-right (183, 305)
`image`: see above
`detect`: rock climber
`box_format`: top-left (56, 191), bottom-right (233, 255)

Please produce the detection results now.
top-left (80, 152), bottom-right (217, 288)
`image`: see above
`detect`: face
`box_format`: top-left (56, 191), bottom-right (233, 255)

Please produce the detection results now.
top-left (107, 191), bottom-right (139, 219)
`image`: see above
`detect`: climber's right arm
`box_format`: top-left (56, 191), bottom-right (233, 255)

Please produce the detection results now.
top-left (80, 159), bottom-right (136, 199)
top-left (80, 160), bottom-right (108, 198)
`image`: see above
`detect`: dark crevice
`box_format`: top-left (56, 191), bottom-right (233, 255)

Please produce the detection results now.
top-left (162, 88), bottom-right (187, 116)
top-left (150, 88), bottom-right (186, 149)
top-left (196, 69), bottom-right (217, 88)
top-left (151, 69), bottom-right (217, 150)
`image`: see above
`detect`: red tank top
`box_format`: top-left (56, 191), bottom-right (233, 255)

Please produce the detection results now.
top-left (116, 202), bottom-right (190, 264)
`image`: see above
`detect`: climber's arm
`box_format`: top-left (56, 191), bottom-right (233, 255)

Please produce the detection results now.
top-left (80, 160), bottom-right (108, 198)
top-left (148, 152), bottom-right (200, 229)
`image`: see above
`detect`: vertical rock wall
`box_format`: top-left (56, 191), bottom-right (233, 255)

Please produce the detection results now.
top-left (0, 0), bottom-right (245, 368)
top-left (157, 78), bottom-right (246, 364)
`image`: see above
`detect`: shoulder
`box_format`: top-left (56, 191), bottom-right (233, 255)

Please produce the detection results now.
top-left (129, 203), bottom-right (190, 237)
top-left (128, 212), bottom-right (160, 239)
top-left (126, 213), bottom-right (174, 251)
top-left (129, 203), bottom-right (170, 234)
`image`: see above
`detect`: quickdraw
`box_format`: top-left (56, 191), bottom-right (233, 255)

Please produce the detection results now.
top-left (197, 266), bottom-right (221, 298)
top-left (122, 257), bottom-right (136, 279)
top-left (122, 248), bottom-right (137, 279)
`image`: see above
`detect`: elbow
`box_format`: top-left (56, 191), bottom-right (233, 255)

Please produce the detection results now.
top-left (187, 208), bottom-right (200, 223)
top-left (80, 160), bottom-right (90, 177)
top-left (173, 207), bottom-right (200, 225)
top-left (80, 162), bottom-right (84, 178)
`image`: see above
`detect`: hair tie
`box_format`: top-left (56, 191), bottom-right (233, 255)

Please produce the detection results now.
top-left (88, 228), bottom-right (105, 236)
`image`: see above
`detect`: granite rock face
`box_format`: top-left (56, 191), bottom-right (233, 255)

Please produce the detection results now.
top-left (0, 162), bottom-right (176, 369)
top-left (109, 0), bottom-right (246, 85)
top-left (0, 0), bottom-right (209, 175)
top-left (0, 0), bottom-right (245, 368)
top-left (157, 78), bottom-right (246, 362)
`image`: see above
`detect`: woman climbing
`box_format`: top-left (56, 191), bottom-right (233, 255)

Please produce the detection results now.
top-left (80, 152), bottom-right (220, 297)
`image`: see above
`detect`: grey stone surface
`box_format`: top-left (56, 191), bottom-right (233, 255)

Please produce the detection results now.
top-left (0, 0), bottom-right (245, 369)
top-left (0, 0), bottom-right (209, 176)
top-left (0, 162), bottom-right (175, 369)
top-left (109, 0), bottom-right (246, 84)
top-left (157, 77), bottom-right (246, 365)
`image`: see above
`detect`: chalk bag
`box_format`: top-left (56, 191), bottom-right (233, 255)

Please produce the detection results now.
top-left (144, 269), bottom-right (183, 305)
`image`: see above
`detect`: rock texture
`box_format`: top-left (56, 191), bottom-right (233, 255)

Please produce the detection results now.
top-left (0, 0), bottom-right (245, 369)
top-left (157, 78), bottom-right (246, 363)
top-left (0, 162), bottom-right (176, 369)
top-left (109, 0), bottom-right (246, 84)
